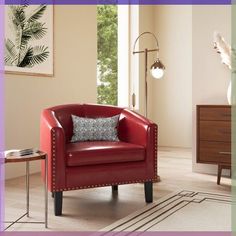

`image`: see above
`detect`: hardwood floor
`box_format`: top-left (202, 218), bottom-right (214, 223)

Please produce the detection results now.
top-left (4, 147), bottom-right (231, 231)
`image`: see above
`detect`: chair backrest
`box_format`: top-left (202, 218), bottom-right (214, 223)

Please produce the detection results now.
top-left (48, 104), bottom-right (124, 143)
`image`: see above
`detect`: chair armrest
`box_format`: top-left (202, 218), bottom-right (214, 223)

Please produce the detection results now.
top-left (119, 109), bottom-right (157, 146)
top-left (119, 109), bottom-right (158, 180)
top-left (40, 109), bottom-right (66, 191)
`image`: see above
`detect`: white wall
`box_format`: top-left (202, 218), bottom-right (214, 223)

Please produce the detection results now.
top-left (151, 5), bottom-right (230, 173)
top-left (192, 5), bottom-right (231, 174)
top-left (5, 5), bottom-right (97, 179)
top-left (151, 5), bottom-right (192, 148)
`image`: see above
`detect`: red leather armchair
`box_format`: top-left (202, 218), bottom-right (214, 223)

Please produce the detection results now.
top-left (40, 104), bottom-right (158, 216)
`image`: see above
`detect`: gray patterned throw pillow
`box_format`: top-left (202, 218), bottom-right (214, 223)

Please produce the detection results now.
top-left (71, 115), bottom-right (120, 142)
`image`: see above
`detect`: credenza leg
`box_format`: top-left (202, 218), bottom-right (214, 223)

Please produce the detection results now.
top-left (217, 165), bottom-right (222, 185)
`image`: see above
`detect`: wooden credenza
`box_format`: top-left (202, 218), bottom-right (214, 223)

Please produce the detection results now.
top-left (196, 105), bottom-right (231, 184)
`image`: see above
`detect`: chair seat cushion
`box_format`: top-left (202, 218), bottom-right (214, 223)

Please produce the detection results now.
top-left (66, 141), bottom-right (145, 167)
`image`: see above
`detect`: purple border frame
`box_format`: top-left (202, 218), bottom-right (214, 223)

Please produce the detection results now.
top-left (0, 2), bottom-right (233, 236)
top-left (0, 0), bottom-right (4, 233)
top-left (3, 0), bottom-right (232, 4)
top-left (0, 232), bottom-right (232, 236)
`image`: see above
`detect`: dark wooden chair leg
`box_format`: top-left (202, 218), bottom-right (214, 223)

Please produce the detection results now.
top-left (54, 191), bottom-right (63, 216)
top-left (112, 185), bottom-right (118, 191)
top-left (217, 165), bottom-right (222, 185)
top-left (144, 181), bottom-right (153, 203)
top-left (51, 192), bottom-right (55, 198)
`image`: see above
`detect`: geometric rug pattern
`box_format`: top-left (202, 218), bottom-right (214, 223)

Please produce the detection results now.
top-left (102, 190), bottom-right (231, 232)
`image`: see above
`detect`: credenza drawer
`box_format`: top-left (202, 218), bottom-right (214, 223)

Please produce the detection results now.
top-left (199, 107), bottom-right (231, 121)
top-left (197, 105), bottom-right (231, 184)
top-left (199, 141), bottom-right (231, 164)
top-left (199, 121), bottom-right (231, 142)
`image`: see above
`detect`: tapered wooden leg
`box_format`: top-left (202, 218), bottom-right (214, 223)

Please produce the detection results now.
top-left (144, 181), bottom-right (153, 203)
top-left (51, 192), bottom-right (55, 198)
top-left (54, 191), bottom-right (63, 216)
top-left (217, 165), bottom-right (222, 185)
top-left (112, 185), bottom-right (118, 191)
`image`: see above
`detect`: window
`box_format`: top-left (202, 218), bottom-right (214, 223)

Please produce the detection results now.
top-left (97, 5), bottom-right (139, 108)
top-left (97, 5), bottom-right (118, 106)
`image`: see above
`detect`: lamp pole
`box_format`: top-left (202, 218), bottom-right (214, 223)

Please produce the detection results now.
top-left (144, 48), bottom-right (148, 117)
top-left (133, 32), bottom-right (164, 117)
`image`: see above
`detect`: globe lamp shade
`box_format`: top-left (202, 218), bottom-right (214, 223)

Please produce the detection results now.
top-left (150, 59), bottom-right (165, 79)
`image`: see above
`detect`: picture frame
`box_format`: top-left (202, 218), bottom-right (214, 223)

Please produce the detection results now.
top-left (4, 5), bottom-right (54, 77)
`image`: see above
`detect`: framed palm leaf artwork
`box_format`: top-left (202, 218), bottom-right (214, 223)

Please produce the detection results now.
top-left (5, 5), bottom-right (54, 76)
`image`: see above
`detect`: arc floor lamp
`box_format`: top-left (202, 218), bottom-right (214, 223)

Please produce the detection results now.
top-left (132, 31), bottom-right (165, 117)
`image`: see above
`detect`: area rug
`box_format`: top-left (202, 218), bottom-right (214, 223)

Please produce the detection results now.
top-left (102, 190), bottom-right (231, 232)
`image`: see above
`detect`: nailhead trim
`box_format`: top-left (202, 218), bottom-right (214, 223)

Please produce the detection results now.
top-left (52, 129), bottom-right (56, 191)
top-left (53, 178), bottom-right (157, 192)
top-left (154, 124), bottom-right (158, 180)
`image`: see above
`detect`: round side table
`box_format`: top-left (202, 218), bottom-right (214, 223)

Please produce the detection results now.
top-left (4, 150), bottom-right (48, 230)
